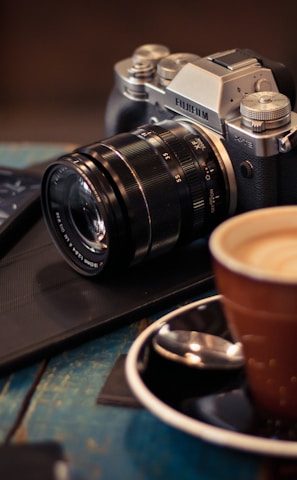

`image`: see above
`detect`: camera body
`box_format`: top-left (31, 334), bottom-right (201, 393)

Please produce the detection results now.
top-left (105, 44), bottom-right (297, 214)
top-left (41, 45), bottom-right (297, 276)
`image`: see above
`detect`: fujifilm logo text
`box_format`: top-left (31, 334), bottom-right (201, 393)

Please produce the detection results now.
top-left (175, 97), bottom-right (208, 120)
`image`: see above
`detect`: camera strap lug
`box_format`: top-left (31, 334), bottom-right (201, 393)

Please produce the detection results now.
top-left (278, 127), bottom-right (297, 153)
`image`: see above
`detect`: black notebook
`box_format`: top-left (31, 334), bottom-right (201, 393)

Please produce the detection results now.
top-left (0, 214), bottom-right (213, 375)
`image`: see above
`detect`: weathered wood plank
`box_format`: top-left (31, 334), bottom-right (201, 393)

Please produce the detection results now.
top-left (0, 364), bottom-right (43, 441)
top-left (0, 144), bottom-right (72, 168)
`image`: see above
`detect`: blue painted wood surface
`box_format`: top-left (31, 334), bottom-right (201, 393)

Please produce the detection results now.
top-left (5, 322), bottom-right (262, 480)
top-left (0, 143), bottom-right (74, 168)
top-left (0, 144), bottom-right (273, 479)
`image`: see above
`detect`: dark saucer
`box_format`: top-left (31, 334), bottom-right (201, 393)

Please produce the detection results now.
top-left (137, 296), bottom-right (297, 443)
top-left (182, 388), bottom-right (297, 441)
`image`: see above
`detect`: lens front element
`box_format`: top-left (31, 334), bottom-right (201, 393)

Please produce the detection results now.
top-left (41, 161), bottom-right (122, 276)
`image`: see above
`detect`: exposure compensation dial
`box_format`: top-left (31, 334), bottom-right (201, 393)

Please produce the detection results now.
top-left (240, 91), bottom-right (291, 132)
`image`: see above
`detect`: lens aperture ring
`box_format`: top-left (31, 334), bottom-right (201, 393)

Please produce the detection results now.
top-left (147, 121), bottom-right (229, 234)
top-left (145, 124), bottom-right (209, 235)
top-left (185, 131), bottom-right (229, 229)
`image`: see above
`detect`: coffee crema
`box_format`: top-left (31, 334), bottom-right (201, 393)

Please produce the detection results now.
top-left (233, 228), bottom-right (297, 278)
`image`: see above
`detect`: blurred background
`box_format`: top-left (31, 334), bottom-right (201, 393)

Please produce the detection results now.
top-left (0, 0), bottom-right (297, 145)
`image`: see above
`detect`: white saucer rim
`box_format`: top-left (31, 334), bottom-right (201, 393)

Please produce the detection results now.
top-left (125, 294), bottom-right (297, 458)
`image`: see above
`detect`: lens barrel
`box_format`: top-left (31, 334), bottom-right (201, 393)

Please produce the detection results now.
top-left (41, 120), bottom-right (235, 276)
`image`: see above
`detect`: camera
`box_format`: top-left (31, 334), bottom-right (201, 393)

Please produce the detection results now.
top-left (41, 44), bottom-right (297, 276)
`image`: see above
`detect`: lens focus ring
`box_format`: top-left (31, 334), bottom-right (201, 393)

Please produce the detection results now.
top-left (97, 133), bottom-right (183, 259)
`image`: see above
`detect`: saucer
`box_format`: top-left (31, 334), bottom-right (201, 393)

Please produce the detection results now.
top-left (125, 295), bottom-right (297, 457)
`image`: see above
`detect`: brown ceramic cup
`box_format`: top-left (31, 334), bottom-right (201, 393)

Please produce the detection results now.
top-left (209, 206), bottom-right (297, 419)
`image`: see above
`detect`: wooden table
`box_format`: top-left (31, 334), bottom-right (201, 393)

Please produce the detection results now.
top-left (0, 144), bottom-right (295, 480)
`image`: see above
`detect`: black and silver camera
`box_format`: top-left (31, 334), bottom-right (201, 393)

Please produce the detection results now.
top-left (41, 44), bottom-right (297, 276)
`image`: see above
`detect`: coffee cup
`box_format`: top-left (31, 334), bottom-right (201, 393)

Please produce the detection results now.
top-left (209, 206), bottom-right (297, 419)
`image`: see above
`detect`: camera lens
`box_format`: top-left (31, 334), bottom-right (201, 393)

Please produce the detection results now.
top-left (41, 120), bottom-right (236, 276)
